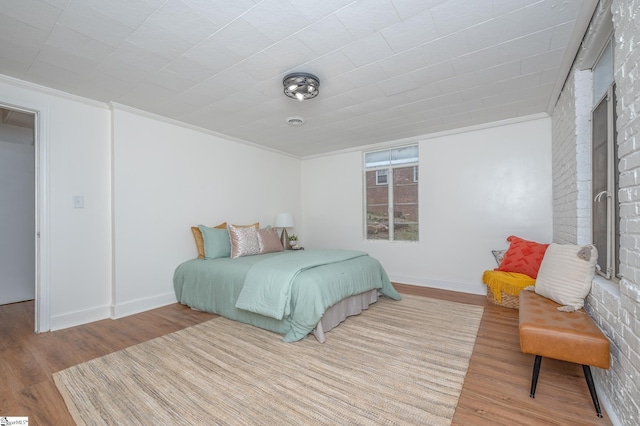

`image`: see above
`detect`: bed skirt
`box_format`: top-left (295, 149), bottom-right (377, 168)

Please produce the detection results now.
top-left (312, 289), bottom-right (379, 343)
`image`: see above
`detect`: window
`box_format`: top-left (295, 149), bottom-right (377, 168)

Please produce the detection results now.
top-left (376, 170), bottom-right (388, 185)
top-left (364, 145), bottom-right (419, 241)
top-left (591, 38), bottom-right (620, 280)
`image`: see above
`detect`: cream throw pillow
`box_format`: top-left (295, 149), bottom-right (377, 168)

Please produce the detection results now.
top-left (534, 243), bottom-right (598, 311)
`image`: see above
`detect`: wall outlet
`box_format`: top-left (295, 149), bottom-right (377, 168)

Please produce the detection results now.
top-left (72, 195), bottom-right (84, 208)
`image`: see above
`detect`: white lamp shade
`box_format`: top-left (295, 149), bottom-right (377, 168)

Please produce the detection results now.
top-left (274, 213), bottom-right (294, 228)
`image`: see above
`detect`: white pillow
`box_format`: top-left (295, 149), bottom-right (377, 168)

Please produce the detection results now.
top-left (534, 243), bottom-right (598, 311)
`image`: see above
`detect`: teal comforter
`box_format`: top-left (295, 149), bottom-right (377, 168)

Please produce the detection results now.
top-left (173, 250), bottom-right (400, 342)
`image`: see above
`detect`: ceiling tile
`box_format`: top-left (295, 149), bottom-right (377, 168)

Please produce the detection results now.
top-left (243, 0), bottom-right (311, 41)
top-left (475, 60), bottom-right (522, 85)
top-left (165, 56), bottom-right (219, 82)
top-left (78, 0), bottom-right (162, 29)
top-left (414, 31), bottom-right (469, 66)
top-left (409, 60), bottom-right (455, 86)
top-left (73, 72), bottom-right (136, 102)
top-left (35, 45), bottom-right (101, 75)
top-left (389, 0), bottom-right (448, 20)
top-left (126, 23), bottom-right (195, 61)
top-left (261, 37), bottom-right (318, 75)
top-left (152, 100), bottom-right (202, 120)
top-left (118, 83), bottom-right (180, 109)
top-left (521, 48), bottom-right (565, 72)
top-left (524, 0), bottom-right (584, 27)
top-left (429, 0), bottom-right (493, 36)
top-left (497, 30), bottom-right (554, 64)
top-left (381, 11), bottom-right (439, 54)
top-left (210, 18), bottom-right (274, 58)
top-left (336, 0), bottom-right (401, 38)
top-left (450, 46), bottom-right (499, 76)
top-left (549, 21), bottom-right (577, 50)
top-left (45, 24), bottom-right (115, 62)
top-left (378, 50), bottom-right (427, 77)
top-left (464, 8), bottom-right (528, 52)
top-left (183, 38), bottom-right (243, 73)
top-left (0, 14), bottom-right (49, 50)
top-left (0, 37), bottom-right (41, 66)
top-left (377, 74), bottom-right (419, 96)
top-left (151, 69), bottom-right (198, 92)
top-left (341, 63), bottom-right (389, 88)
top-left (145, 0), bottom-right (221, 45)
top-left (95, 60), bottom-right (154, 85)
top-left (304, 51), bottom-right (357, 78)
top-left (107, 41), bottom-right (173, 73)
top-left (1, 0), bottom-right (63, 32)
top-left (295, 15), bottom-right (356, 56)
top-left (437, 72), bottom-right (479, 93)
top-left (288, 0), bottom-right (355, 21)
top-left (340, 32), bottom-right (395, 68)
top-left (25, 59), bottom-right (83, 92)
top-left (0, 58), bottom-right (31, 78)
top-left (181, 0), bottom-right (257, 27)
top-left (57, 2), bottom-right (135, 47)
top-left (174, 86), bottom-right (220, 108)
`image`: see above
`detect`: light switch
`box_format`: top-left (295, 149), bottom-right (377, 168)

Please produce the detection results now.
top-left (72, 195), bottom-right (84, 208)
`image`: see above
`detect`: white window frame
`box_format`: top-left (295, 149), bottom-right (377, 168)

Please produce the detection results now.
top-left (591, 37), bottom-right (619, 281)
top-left (364, 145), bottom-right (419, 242)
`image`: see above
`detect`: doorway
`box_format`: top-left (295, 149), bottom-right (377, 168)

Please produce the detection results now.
top-left (0, 106), bottom-right (36, 307)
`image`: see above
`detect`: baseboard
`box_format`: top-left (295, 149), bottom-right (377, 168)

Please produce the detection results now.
top-left (110, 291), bottom-right (177, 319)
top-left (388, 274), bottom-right (486, 295)
top-left (50, 304), bottom-right (111, 331)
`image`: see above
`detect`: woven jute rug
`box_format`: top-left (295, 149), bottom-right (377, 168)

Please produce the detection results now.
top-left (54, 295), bottom-right (483, 425)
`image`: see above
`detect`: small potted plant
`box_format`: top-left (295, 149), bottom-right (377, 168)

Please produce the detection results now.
top-left (288, 234), bottom-right (299, 249)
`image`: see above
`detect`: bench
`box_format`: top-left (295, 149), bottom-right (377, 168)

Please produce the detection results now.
top-left (518, 290), bottom-right (610, 417)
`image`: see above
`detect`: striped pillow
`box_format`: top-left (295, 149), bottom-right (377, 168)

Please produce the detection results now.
top-left (534, 243), bottom-right (598, 311)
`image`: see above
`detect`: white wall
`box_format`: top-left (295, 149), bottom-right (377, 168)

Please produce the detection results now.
top-left (0, 73), bottom-right (552, 329)
top-left (301, 117), bottom-right (553, 294)
top-left (111, 106), bottom-right (301, 317)
top-left (0, 76), bottom-right (112, 330)
top-left (0, 140), bottom-right (35, 304)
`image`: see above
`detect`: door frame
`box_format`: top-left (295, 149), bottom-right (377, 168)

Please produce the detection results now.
top-left (0, 98), bottom-right (50, 332)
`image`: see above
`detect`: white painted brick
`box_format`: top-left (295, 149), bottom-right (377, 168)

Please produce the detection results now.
top-left (552, 0), bottom-right (640, 423)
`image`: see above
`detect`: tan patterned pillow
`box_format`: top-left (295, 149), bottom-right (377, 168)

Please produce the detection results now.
top-left (257, 227), bottom-right (284, 254)
top-left (228, 224), bottom-right (260, 259)
top-left (191, 222), bottom-right (227, 259)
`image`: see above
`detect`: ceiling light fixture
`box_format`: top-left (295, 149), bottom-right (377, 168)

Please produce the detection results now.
top-left (283, 72), bottom-right (320, 101)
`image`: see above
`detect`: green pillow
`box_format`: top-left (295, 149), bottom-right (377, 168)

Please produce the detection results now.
top-left (198, 225), bottom-right (231, 259)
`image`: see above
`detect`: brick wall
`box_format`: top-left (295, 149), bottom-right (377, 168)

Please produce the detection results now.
top-left (551, 0), bottom-right (640, 424)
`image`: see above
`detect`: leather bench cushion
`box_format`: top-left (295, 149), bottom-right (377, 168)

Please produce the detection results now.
top-left (519, 291), bottom-right (610, 369)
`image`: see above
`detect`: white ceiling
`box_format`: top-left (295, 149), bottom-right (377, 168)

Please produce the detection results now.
top-left (0, 0), bottom-right (597, 157)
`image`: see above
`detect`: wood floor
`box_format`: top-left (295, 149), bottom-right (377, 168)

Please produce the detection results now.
top-left (1, 285), bottom-right (611, 425)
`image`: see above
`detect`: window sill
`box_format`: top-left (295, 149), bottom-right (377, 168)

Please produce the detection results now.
top-left (592, 274), bottom-right (620, 298)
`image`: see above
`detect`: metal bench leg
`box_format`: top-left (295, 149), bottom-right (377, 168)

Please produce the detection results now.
top-left (582, 365), bottom-right (603, 418)
top-left (530, 355), bottom-right (542, 398)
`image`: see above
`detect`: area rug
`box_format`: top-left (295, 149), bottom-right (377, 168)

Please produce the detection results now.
top-left (53, 295), bottom-right (483, 425)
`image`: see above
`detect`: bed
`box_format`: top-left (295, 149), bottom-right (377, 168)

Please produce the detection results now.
top-left (173, 249), bottom-right (401, 342)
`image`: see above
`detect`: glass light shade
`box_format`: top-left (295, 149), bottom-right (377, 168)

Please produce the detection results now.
top-left (283, 72), bottom-right (320, 101)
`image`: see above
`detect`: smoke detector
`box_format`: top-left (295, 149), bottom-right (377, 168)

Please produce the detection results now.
top-left (286, 116), bottom-right (305, 126)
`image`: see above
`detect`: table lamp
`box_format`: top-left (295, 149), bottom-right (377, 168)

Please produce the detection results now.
top-left (274, 213), bottom-right (294, 249)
